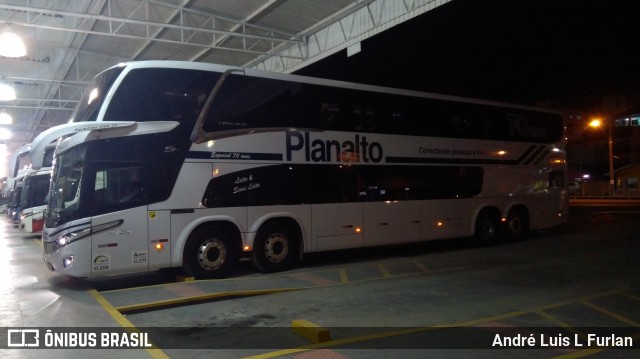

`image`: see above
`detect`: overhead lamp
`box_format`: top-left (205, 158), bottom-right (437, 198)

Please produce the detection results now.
top-left (0, 128), bottom-right (11, 141)
top-left (0, 83), bottom-right (16, 101)
top-left (0, 110), bottom-right (12, 124)
top-left (0, 24), bottom-right (27, 58)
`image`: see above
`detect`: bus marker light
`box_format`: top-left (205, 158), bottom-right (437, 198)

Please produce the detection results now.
top-left (62, 256), bottom-right (74, 269)
top-left (154, 243), bottom-right (164, 251)
top-left (243, 245), bottom-right (251, 251)
top-left (436, 221), bottom-right (443, 227)
top-left (355, 227), bottom-right (362, 233)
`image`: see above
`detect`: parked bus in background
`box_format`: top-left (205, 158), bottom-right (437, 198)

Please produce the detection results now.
top-left (6, 170), bottom-right (28, 224)
top-left (4, 142), bottom-right (54, 199)
top-left (32, 61), bottom-right (567, 279)
top-left (19, 168), bottom-right (52, 234)
top-left (4, 144), bottom-right (31, 199)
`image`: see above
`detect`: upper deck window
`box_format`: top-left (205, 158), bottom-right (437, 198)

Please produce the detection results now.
top-left (71, 66), bottom-right (125, 123)
top-left (201, 74), bottom-right (564, 143)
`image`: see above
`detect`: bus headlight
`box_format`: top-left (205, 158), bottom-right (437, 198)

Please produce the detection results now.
top-left (55, 227), bottom-right (91, 248)
top-left (56, 236), bottom-right (68, 247)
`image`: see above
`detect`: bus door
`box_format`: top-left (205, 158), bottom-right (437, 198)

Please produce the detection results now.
top-left (312, 203), bottom-right (363, 251)
top-left (364, 201), bottom-right (421, 246)
top-left (544, 169), bottom-right (568, 226)
top-left (90, 167), bottom-right (150, 275)
top-left (90, 207), bottom-right (149, 275)
top-left (359, 171), bottom-right (420, 246)
top-left (147, 209), bottom-right (171, 269)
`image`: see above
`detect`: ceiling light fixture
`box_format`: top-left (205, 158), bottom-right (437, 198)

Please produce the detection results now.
top-left (0, 110), bottom-right (12, 125)
top-left (0, 83), bottom-right (16, 101)
top-left (0, 128), bottom-right (11, 141)
top-left (0, 24), bottom-right (27, 57)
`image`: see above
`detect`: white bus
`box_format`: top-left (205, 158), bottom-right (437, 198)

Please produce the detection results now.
top-left (35, 61), bottom-right (567, 279)
top-left (5, 169), bottom-right (28, 224)
top-left (4, 144), bottom-right (31, 199)
top-left (19, 168), bottom-right (52, 234)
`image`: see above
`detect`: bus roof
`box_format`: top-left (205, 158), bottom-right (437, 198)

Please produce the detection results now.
top-left (115, 60), bottom-right (562, 115)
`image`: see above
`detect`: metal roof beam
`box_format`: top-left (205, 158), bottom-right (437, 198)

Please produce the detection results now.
top-left (128, 0), bottom-right (194, 60)
top-left (0, 2), bottom-right (305, 47)
top-left (18, 0), bottom-right (107, 141)
top-left (190, 0), bottom-right (280, 62)
top-left (248, 0), bottom-right (452, 73)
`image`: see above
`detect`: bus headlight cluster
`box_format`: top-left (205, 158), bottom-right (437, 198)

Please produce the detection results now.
top-left (51, 220), bottom-right (124, 251)
top-left (54, 228), bottom-right (92, 248)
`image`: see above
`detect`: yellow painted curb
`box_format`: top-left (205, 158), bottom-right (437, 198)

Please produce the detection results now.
top-left (291, 319), bottom-right (331, 343)
top-left (88, 289), bottom-right (170, 359)
top-left (116, 287), bottom-right (301, 314)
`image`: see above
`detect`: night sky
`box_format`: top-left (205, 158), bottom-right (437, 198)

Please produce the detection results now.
top-left (296, 0), bottom-right (640, 112)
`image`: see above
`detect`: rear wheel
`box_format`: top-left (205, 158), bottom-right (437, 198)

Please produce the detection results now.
top-left (475, 210), bottom-right (501, 245)
top-left (504, 208), bottom-right (529, 241)
top-left (183, 226), bottom-right (238, 279)
top-left (252, 221), bottom-right (299, 273)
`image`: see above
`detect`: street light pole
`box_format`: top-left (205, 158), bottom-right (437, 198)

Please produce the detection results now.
top-left (607, 123), bottom-right (614, 196)
top-left (588, 117), bottom-right (615, 196)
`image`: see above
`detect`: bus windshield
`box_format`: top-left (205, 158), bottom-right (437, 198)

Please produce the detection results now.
top-left (20, 173), bottom-right (51, 209)
top-left (103, 68), bottom-right (221, 126)
top-left (70, 66), bottom-right (125, 123)
top-left (46, 145), bottom-right (86, 228)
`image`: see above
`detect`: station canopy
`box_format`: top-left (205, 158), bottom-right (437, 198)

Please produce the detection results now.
top-left (0, 0), bottom-right (452, 156)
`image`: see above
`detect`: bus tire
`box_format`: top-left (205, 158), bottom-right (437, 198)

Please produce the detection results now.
top-left (474, 209), bottom-right (501, 245)
top-left (504, 207), bottom-right (529, 241)
top-left (252, 221), bottom-right (299, 273)
top-left (182, 226), bottom-right (239, 279)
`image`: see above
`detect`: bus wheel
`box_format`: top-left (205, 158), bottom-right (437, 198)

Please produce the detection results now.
top-left (505, 208), bottom-right (529, 241)
top-left (252, 221), bottom-right (299, 273)
top-left (183, 226), bottom-right (238, 279)
top-left (475, 210), bottom-right (500, 245)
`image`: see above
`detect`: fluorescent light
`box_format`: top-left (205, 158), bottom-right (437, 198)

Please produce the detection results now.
top-left (0, 128), bottom-right (11, 140)
top-left (0, 111), bottom-right (12, 124)
top-left (0, 25), bottom-right (26, 58)
top-left (0, 83), bottom-right (16, 101)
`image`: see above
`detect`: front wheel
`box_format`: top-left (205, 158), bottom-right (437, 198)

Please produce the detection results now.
top-left (251, 221), bottom-right (299, 273)
top-left (183, 226), bottom-right (239, 279)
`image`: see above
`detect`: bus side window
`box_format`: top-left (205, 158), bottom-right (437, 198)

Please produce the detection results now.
top-left (320, 102), bottom-right (341, 130)
top-left (548, 170), bottom-right (565, 188)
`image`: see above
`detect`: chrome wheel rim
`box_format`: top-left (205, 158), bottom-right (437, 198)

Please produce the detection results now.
top-left (198, 238), bottom-right (226, 271)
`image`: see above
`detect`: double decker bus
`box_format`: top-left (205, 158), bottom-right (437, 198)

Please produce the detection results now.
top-left (33, 61), bottom-right (567, 279)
